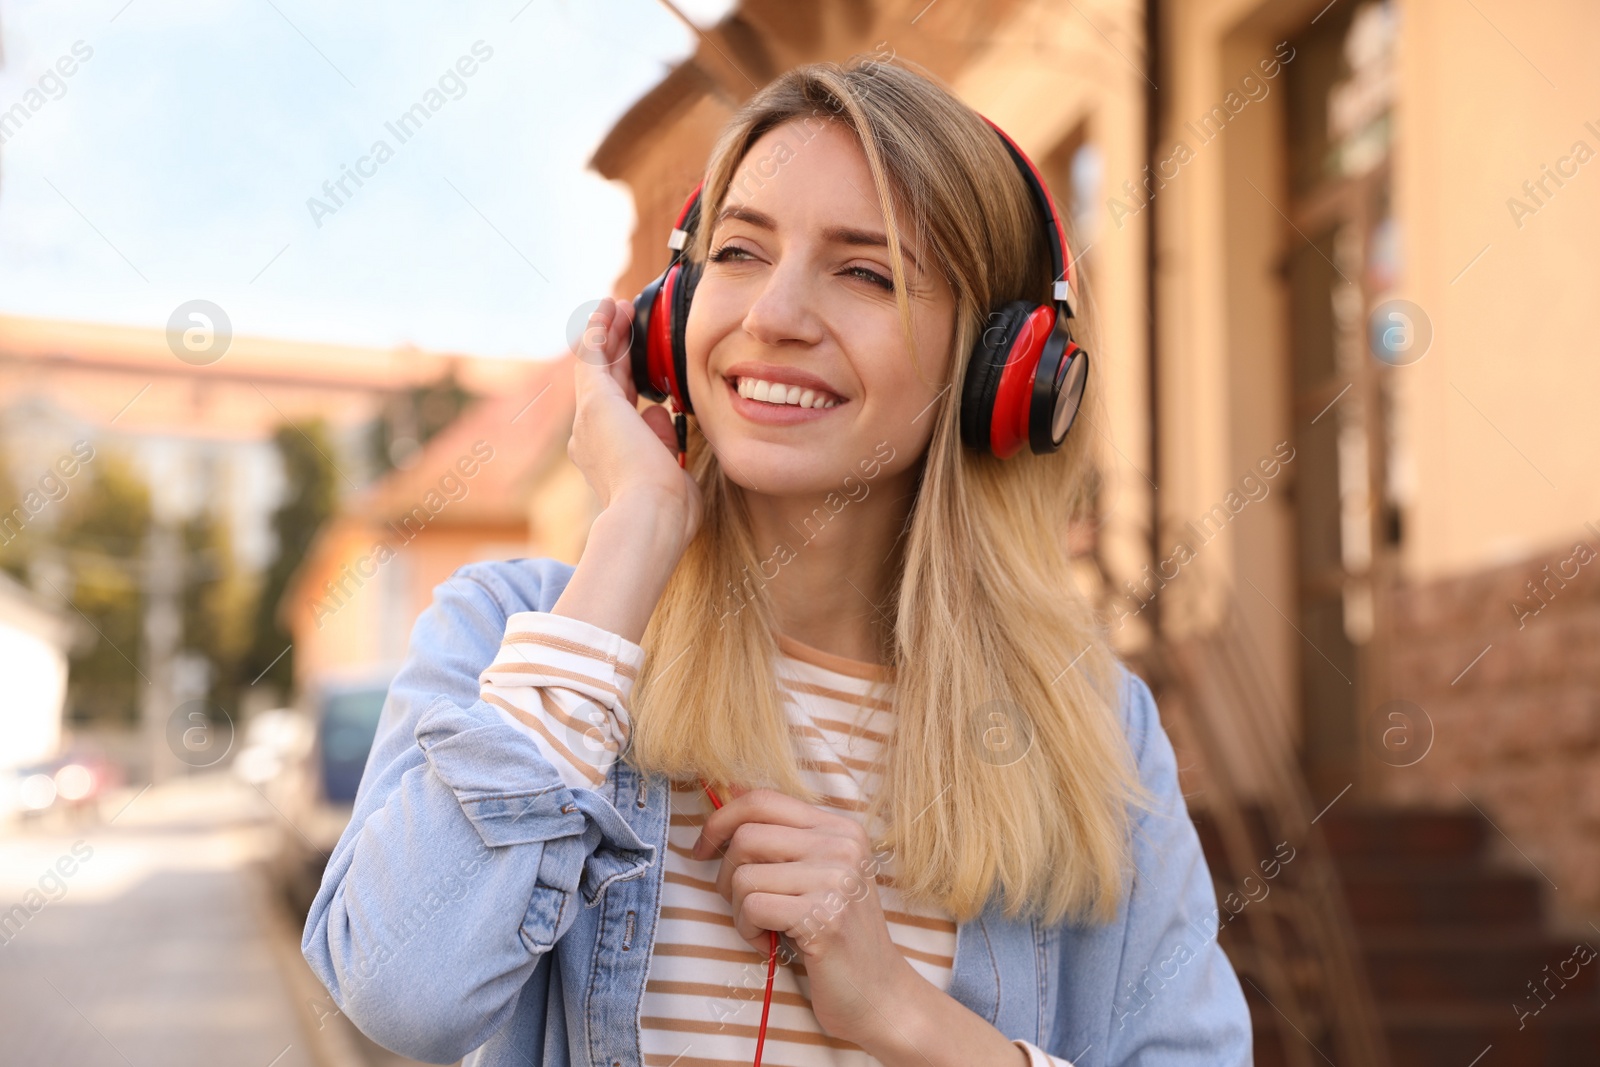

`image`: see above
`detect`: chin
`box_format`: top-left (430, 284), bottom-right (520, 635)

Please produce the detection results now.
top-left (712, 437), bottom-right (849, 497)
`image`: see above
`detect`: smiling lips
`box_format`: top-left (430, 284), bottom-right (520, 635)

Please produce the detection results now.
top-left (721, 363), bottom-right (848, 424)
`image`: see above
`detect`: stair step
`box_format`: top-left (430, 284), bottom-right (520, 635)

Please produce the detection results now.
top-left (1249, 1024), bottom-right (1326, 1067)
top-left (1320, 808), bottom-right (1490, 865)
top-left (1340, 869), bottom-right (1544, 930)
top-left (1193, 808), bottom-right (1490, 877)
top-left (1246, 1002), bottom-right (1600, 1067)
top-left (1192, 802), bottom-right (1593, 1063)
top-left (1384, 1003), bottom-right (1600, 1067)
top-left (1365, 934), bottom-right (1600, 1004)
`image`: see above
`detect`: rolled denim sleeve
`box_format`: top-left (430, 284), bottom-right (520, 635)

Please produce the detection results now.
top-left (300, 562), bottom-right (657, 1064)
top-left (1098, 669), bottom-right (1253, 1066)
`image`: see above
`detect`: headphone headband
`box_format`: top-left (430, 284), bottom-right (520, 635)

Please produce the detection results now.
top-left (667, 179), bottom-right (705, 258)
top-left (664, 120), bottom-right (1075, 316)
top-left (978, 117), bottom-right (1077, 318)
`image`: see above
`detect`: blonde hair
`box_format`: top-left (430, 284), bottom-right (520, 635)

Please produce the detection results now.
top-left (625, 54), bottom-right (1153, 926)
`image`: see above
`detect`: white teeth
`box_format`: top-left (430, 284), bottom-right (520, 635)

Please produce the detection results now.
top-left (734, 376), bottom-right (839, 409)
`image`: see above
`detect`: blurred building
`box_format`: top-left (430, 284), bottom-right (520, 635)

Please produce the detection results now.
top-left (0, 313), bottom-right (533, 566)
top-left (0, 312), bottom-right (538, 785)
top-left (0, 568), bottom-right (71, 773)
top-left (282, 354), bottom-right (589, 685)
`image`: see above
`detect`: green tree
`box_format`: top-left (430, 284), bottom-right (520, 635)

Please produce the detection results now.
top-left (183, 504), bottom-right (253, 718)
top-left (0, 441), bottom-right (26, 583)
top-left (241, 420), bottom-right (340, 698)
top-left (56, 452), bottom-right (152, 726)
top-left (369, 368), bottom-right (473, 474)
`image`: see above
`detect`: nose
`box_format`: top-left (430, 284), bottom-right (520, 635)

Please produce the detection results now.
top-left (739, 255), bottom-right (824, 348)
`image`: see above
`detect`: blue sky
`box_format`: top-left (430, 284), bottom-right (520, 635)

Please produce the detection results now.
top-left (0, 0), bottom-right (736, 359)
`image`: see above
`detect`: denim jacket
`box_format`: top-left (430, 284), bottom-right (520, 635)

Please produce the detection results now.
top-left (301, 557), bottom-right (1253, 1066)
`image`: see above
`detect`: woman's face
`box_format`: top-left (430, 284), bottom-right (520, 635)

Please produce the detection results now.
top-left (684, 118), bottom-right (957, 497)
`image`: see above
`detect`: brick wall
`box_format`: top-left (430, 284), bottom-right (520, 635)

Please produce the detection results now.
top-left (1376, 525), bottom-right (1600, 921)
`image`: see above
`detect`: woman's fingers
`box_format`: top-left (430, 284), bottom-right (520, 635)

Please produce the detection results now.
top-left (589, 301), bottom-right (643, 396)
top-left (575, 298), bottom-right (640, 409)
top-left (608, 299), bottom-right (639, 407)
top-left (637, 403), bottom-right (679, 457)
top-left (576, 307), bottom-right (620, 394)
top-left (564, 293), bottom-right (700, 535)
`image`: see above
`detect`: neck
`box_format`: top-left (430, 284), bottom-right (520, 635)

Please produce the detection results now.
top-left (738, 463), bottom-right (919, 665)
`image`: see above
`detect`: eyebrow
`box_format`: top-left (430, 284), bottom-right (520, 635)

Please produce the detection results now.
top-left (712, 203), bottom-right (921, 274)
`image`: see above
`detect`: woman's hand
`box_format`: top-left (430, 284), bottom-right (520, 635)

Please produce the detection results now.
top-left (567, 296), bottom-right (702, 552)
top-left (690, 788), bottom-right (921, 1052)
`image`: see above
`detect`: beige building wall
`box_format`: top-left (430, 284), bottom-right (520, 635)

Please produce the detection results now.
top-left (1397, 0), bottom-right (1600, 579)
top-left (1152, 0), bottom-right (1324, 755)
top-left (1157, 0), bottom-right (1600, 616)
top-left (526, 452), bottom-right (599, 567)
top-left (1381, 0), bottom-right (1600, 916)
top-left (1131, 0), bottom-right (1600, 907)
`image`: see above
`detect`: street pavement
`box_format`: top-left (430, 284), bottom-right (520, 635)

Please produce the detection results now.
top-left (0, 771), bottom-right (435, 1067)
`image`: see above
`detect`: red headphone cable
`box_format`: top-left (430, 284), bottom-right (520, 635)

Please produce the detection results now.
top-left (699, 778), bottom-right (778, 1067)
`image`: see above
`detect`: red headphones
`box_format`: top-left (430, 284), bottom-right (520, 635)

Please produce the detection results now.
top-left (629, 115), bottom-right (1090, 460)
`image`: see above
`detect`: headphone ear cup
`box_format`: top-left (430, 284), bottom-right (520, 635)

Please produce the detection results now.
top-left (668, 259), bottom-right (703, 415)
top-left (960, 301), bottom-right (1033, 453)
top-left (630, 271), bottom-right (669, 402)
top-left (1030, 336), bottom-right (1089, 454)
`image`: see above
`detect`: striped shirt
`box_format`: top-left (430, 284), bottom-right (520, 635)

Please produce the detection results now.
top-left (479, 610), bottom-right (1073, 1067)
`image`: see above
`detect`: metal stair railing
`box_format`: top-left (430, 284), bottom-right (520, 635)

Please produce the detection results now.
top-left (1131, 594), bottom-right (1392, 1067)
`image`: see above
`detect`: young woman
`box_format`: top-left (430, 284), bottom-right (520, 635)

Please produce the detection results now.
top-left (302, 56), bottom-right (1251, 1067)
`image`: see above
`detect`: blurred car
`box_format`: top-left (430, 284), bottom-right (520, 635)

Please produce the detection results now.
top-left (233, 708), bottom-right (315, 788)
top-left (1, 750), bottom-right (125, 827)
top-left (260, 666), bottom-right (399, 918)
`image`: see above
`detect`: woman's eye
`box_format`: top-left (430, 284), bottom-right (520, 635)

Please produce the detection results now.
top-left (844, 265), bottom-right (894, 292)
top-left (709, 245), bottom-right (893, 293)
